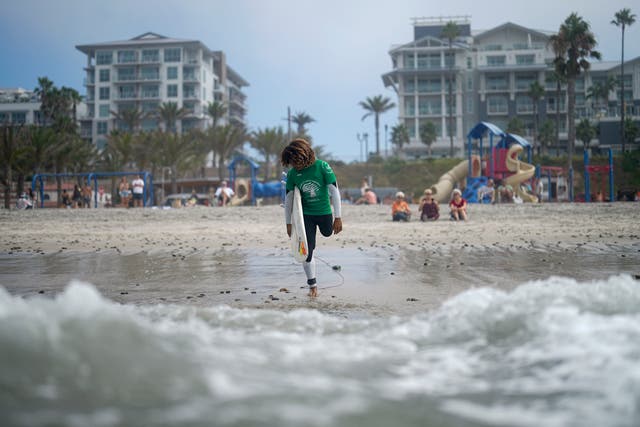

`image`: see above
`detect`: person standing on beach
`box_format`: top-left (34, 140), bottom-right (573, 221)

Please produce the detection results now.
top-left (281, 139), bottom-right (342, 297)
top-left (131, 175), bottom-right (145, 208)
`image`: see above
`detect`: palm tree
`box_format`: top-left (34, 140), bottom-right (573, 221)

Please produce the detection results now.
top-left (576, 119), bottom-right (596, 150)
top-left (623, 116), bottom-right (639, 148)
top-left (213, 124), bottom-right (246, 180)
top-left (34, 76), bottom-right (54, 125)
top-left (106, 131), bottom-right (135, 169)
top-left (157, 102), bottom-right (188, 133)
top-left (419, 122), bottom-right (437, 157)
top-left (612, 8), bottom-right (636, 152)
top-left (61, 86), bottom-right (82, 126)
top-left (111, 108), bottom-right (147, 133)
top-left (528, 81), bottom-right (545, 155)
top-left (586, 76), bottom-right (617, 112)
top-left (251, 127), bottom-right (287, 180)
top-left (359, 95), bottom-right (395, 155)
top-left (390, 124), bottom-right (409, 153)
top-left (546, 69), bottom-right (566, 156)
top-left (507, 117), bottom-right (525, 135)
top-left (291, 112), bottom-right (316, 136)
top-left (442, 21), bottom-right (460, 157)
top-left (550, 13), bottom-right (601, 177)
top-left (206, 101), bottom-right (227, 129)
top-left (538, 120), bottom-right (556, 155)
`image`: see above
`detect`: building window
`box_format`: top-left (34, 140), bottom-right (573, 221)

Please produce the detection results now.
top-left (99, 69), bottom-right (110, 82)
top-left (404, 98), bottom-right (415, 116)
top-left (405, 119), bottom-right (416, 138)
top-left (515, 75), bottom-right (536, 90)
top-left (486, 75), bottom-right (508, 91)
top-left (466, 57), bottom-right (472, 69)
top-left (404, 54), bottom-right (415, 69)
top-left (418, 97), bottom-right (442, 115)
top-left (99, 104), bottom-right (110, 118)
top-left (487, 55), bottom-right (506, 67)
top-left (515, 55), bottom-right (535, 65)
top-left (466, 97), bottom-right (474, 113)
top-left (164, 48), bottom-right (181, 62)
top-left (99, 87), bottom-right (110, 100)
top-left (487, 95), bottom-right (508, 114)
top-left (516, 96), bottom-right (533, 113)
top-left (467, 76), bottom-right (473, 91)
top-left (141, 85), bottom-right (160, 99)
top-left (142, 49), bottom-right (159, 63)
top-left (117, 50), bottom-right (137, 63)
top-left (404, 79), bottom-right (415, 93)
top-left (140, 67), bottom-right (159, 80)
top-left (117, 68), bottom-right (136, 82)
top-left (418, 78), bottom-right (441, 93)
top-left (167, 84), bottom-right (178, 97)
top-left (11, 112), bottom-right (27, 124)
top-left (97, 122), bottom-right (108, 135)
top-left (167, 66), bottom-right (178, 80)
top-left (417, 53), bottom-right (441, 69)
top-left (96, 51), bottom-right (113, 65)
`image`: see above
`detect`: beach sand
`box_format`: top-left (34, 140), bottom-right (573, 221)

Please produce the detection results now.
top-left (1, 203), bottom-right (639, 316)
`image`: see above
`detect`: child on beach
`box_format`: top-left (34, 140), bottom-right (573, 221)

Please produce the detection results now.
top-left (449, 189), bottom-right (468, 221)
top-left (418, 189), bottom-right (439, 221)
top-left (282, 139), bottom-right (342, 297)
top-left (391, 191), bottom-right (411, 222)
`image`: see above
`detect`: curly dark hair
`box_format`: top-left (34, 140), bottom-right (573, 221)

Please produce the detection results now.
top-left (280, 138), bottom-right (316, 169)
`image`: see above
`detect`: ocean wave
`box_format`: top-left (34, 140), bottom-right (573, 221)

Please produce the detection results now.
top-left (1, 276), bottom-right (639, 427)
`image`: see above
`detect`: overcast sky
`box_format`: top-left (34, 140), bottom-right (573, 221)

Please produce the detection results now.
top-left (1, 0), bottom-right (638, 161)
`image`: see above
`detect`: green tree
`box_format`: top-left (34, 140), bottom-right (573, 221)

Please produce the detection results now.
top-left (550, 13), bottom-right (601, 174)
top-left (586, 76), bottom-right (617, 111)
top-left (537, 119), bottom-right (556, 156)
top-left (576, 119), bottom-right (596, 150)
top-left (612, 8), bottom-right (636, 152)
top-left (623, 117), bottom-right (639, 148)
top-left (204, 101), bottom-right (228, 168)
top-left (251, 127), bottom-right (287, 180)
top-left (390, 124), bottom-right (409, 153)
top-left (34, 76), bottom-right (55, 125)
top-left (528, 81), bottom-right (545, 155)
top-left (506, 117), bottom-right (525, 135)
top-left (441, 21), bottom-right (460, 157)
top-left (213, 124), bottom-right (247, 180)
top-left (291, 111), bottom-right (316, 136)
top-left (419, 121), bottom-right (437, 157)
top-left (156, 102), bottom-right (188, 133)
top-left (359, 95), bottom-right (395, 155)
top-left (111, 108), bottom-right (147, 133)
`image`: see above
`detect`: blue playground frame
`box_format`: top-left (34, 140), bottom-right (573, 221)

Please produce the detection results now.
top-left (31, 171), bottom-right (153, 208)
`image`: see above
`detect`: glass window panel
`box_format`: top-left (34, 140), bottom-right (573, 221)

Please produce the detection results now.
top-left (164, 48), bottom-right (181, 62)
top-left (96, 51), bottom-right (112, 65)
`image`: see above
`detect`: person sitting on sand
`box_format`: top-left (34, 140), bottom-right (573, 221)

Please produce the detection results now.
top-left (391, 191), bottom-right (411, 222)
top-left (449, 189), bottom-right (468, 221)
top-left (355, 188), bottom-right (377, 205)
top-left (215, 181), bottom-right (234, 206)
top-left (477, 179), bottom-right (495, 204)
top-left (418, 189), bottom-right (439, 221)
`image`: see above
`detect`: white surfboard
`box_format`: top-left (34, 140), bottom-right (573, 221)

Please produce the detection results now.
top-left (290, 187), bottom-right (308, 263)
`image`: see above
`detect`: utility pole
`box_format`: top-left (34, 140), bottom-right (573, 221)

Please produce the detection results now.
top-left (287, 106), bottom-right (292, 141)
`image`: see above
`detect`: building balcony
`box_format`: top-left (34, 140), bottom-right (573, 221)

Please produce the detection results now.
top-left (183, 93), bottom-right (199, 100)
top-left (183, 75), bottom-right (200, 82)
top-left (141, 92), bottom-right (161, 100)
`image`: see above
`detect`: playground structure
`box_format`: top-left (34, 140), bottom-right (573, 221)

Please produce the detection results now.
top-left (31, 172), bottom-right (153, 208)
top-left (583, 148), bottom-right (614, 202)
top-left (227, 155), bottom-right (284, 206)
top-left (429, 122), bottom-right (539, 203)
top-left (535, 166), bottom-right (569, 202)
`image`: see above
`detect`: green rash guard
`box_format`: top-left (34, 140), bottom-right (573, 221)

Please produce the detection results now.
top-left (286, 159), bottom-right (337, 216)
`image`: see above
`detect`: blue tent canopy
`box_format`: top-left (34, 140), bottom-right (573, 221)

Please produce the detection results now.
top-left (467, 121), bottom-right (505, 139)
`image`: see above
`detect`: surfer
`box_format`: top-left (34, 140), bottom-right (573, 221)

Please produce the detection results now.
top-left (281, 139), bottom-right (342, 297)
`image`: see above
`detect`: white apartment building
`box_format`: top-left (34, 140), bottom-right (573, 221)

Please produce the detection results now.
top-left (76, 32), bottom-right (249, 149)
top-left (383, 18), bottom-right (640, 158)
top-left (0, 88), bottom-right (43, 125)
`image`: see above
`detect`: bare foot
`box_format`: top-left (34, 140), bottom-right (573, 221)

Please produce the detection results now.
top-left (308, 286), bottom-right (318, 297)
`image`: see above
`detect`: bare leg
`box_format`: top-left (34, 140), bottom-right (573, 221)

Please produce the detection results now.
top-left (308, 286), bottom-right (318, 297)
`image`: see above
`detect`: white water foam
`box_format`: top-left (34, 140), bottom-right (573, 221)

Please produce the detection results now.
top-left (1, 276), bottom-right (639, 427)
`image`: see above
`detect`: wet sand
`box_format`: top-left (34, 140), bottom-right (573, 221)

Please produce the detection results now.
top-left (1, 203), bottom-right (639, 315)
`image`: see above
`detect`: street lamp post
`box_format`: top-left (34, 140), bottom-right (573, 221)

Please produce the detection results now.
top-left (384, 124), bottom-right (388, 158)
top-left (357, 133), bottom-right (369, 162)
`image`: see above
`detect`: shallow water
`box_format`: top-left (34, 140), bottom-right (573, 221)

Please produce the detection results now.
top-left (1, 276), bottom-right (640, 427)
top-left (1, 247), bottom-right (640, 427)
